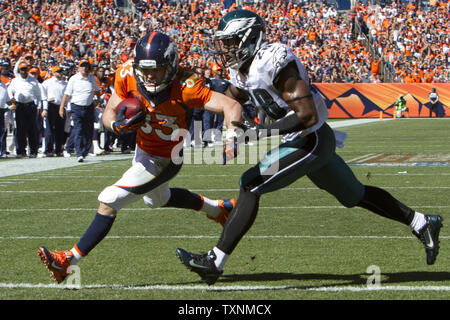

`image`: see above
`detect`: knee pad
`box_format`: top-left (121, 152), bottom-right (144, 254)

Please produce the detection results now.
top-left (98, 185), bottom-right (141, 212)
top-left (143, 185), bottom-right (171, 208)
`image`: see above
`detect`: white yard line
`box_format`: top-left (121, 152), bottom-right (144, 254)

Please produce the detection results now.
top-left (327, 118), bottom-right (392, 128)
top-left (1, 235), bottom-right (448, 240)
top-left (4, 172), bottom-right (450, 179)
top-left (2, 205), bottom-right (450, 213)
top-left (0, 282), bottom-right (448, 292)
top-left (1, 186), bottom-right (450, 193)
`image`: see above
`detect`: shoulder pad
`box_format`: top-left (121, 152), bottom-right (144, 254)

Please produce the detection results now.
top-left (254, 43), bottom-right (297, 83)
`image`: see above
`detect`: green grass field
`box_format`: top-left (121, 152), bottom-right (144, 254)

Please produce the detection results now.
top-left (0, 119), bottom-right (449, 301)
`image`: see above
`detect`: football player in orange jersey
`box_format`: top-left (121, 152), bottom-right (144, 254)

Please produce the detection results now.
top-left (37, 32), bottom-right (242, 284)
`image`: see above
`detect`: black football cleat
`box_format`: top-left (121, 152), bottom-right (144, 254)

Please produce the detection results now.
top-left (176, 248), bottom-right (223, 285)
top-left (413, 215), bottom-right (443, 265)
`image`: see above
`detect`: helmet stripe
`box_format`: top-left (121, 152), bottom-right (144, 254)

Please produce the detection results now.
top-left (146, 32), bottom-right (158, 56)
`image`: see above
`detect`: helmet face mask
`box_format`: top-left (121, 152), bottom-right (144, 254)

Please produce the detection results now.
top-left (135, 63), bottom-right (175, 94)
top-left (214, 34), bottom-right (246, 70)
top-left (214, 10), bottom-right (266, 70)
top-left (133, 32), bottom-right (178, 95)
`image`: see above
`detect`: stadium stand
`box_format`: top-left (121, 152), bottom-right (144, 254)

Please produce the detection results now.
top-left (0, 0), bottom-right (447, 158)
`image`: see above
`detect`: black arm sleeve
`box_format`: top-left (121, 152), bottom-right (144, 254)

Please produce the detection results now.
top-left (264, 112), bottom-right (307, 136)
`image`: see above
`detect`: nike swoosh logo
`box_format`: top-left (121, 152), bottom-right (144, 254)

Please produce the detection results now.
top-left (188, 259), bottom-right (210, 270)
top-left (50, 261), bottom-right (63, 270)
top-left (424, 231), bottom-right (434, 247)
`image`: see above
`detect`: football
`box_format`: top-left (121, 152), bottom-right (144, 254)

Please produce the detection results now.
top-left (115, 97), bottom-right (145, 119)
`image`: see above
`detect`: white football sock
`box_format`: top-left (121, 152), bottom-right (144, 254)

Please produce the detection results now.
top-left (70, 247), bottom-right (83, 266)
top-left (410, 212), bottom-right (427, 233)
top-left (212, 247), bottom-right (229, 271)
top-left (201, 197), bottom-right (221, 218)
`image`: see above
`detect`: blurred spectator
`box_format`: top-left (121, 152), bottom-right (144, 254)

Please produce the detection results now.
top-left (13, 53), bottom-right (36, 78)
top-left (0, 57), bottom-right (14, 155)
top-left (41, 66), bottom-right (67, 156)
top-left (188, 66), bottom-right (208, 148)
top-left (0, 0), bottom-right (447, 159)
top-left (0, 0), bottom-right (447, 86)
top-left (0, 80), bottom-right (11, 158)
top-left (428, 87), bottom-right (440, 118)
top-left (0, 58), bottom-right (13, 85)
top-left (60, 59), bottom-right (100, 162)
top-left (118, 131), bottom-right (136, 154)
top-left (203, 68), bottom-right (229, 147)
top-left (29, 66), bottom-right (45, 153)
top-left (7, 62), bottom-right (42, 158)
top-left (394, 94), bottom-right (409, 118)
top-left (94, 63), bottom-right (115, 154)
top-left (355, 1), bottom-right (449, 83)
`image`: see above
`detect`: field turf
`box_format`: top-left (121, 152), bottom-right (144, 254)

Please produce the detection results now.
top-left (0, 119), bottom-right (448, 303)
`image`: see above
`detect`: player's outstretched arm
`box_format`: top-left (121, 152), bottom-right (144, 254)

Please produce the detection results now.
top-left (204, 91), bottom-right (242, 133)
top-left (204, 90), bottom-right (243, 164)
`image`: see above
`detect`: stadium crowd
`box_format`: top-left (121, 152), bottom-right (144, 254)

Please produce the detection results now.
top-left (0, 0), bottom-right (448, 158)
top-left (355, 0), bottom-right (449, 83)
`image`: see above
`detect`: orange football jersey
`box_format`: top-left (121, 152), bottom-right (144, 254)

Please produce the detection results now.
top-left (1, 74), bottom-right (13, 86)
top-left (95, 76), bottom-right (111, 96)
top-left (114, 59), bottom-right (213, 157)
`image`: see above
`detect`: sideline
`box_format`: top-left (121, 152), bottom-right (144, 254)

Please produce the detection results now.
top-left (0, 153), bottom-right (133, 178)
top-left (0, 118), bottom-right (388, 178)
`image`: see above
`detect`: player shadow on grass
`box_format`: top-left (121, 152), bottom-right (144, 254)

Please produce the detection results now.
top-left (179, 271), bottom-right (450, 289)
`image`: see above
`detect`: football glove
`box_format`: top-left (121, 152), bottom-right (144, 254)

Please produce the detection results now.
top-left (222, 131), bottom-right (239, 165)
top-left (231, 120), bottom-right (263, 142)
top-left (233, 112), bottom-right (307, 138)
top-left (111, 106), bottom-right (146, 135)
